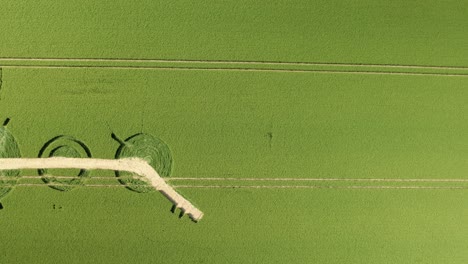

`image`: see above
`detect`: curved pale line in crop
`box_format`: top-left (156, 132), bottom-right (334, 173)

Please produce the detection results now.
top-left (0, 157), bottom-right (203, 222)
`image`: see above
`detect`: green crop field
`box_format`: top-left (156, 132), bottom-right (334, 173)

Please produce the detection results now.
top-left (1, 1), bottom-right (468, 263)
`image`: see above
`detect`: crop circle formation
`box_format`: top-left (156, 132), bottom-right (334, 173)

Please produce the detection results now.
top-left (115, 133), bottom-right (173, 193)
top-left (38, 135), bottom-right (92, 191)
top-left (0, 126), bottom-right (21, 199)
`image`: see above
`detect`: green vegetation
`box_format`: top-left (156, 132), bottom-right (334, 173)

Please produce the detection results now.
top-left (38, 136), bottom-right (92, 191)
top-left (0, 67), bottom-right (467, 263)
top-left (0, 0), bottom-right (467, 263)
top-left (0, 1), bottom-right (468, 67)
top-left (115, 133), bottom-right (173, 193)
top-left (0, 120), bottom-right (21, 199)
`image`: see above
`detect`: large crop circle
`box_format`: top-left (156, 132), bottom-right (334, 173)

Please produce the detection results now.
top-left (115, 133), bottom-right (173, 193)
top-left (38, 135), bottom-right (92, 191)
top-left (0, 126), bottom-right (21, 199)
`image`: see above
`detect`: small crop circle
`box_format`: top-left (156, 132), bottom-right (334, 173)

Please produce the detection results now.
top-left (115, 133), bottom-right (173, 193)
top-left (38, 136), bottom-right (92, 191)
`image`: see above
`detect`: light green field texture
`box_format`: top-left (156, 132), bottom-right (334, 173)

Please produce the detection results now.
top-left (1, 1), bottom-right (468, 263)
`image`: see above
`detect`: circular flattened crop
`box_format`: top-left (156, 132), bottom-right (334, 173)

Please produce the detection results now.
top-left (115, 133), bottom-right (173, 193)
top-left (38, 136), bottom-right (92, 191)
top-left (0, 125), bottom-right (21, 199)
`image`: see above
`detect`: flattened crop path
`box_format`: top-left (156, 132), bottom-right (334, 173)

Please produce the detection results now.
top-left (0, 157), bottom-right (203, 222)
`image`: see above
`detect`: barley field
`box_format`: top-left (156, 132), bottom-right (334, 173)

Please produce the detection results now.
top-left (0, 1), bottom-right (467, 263)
